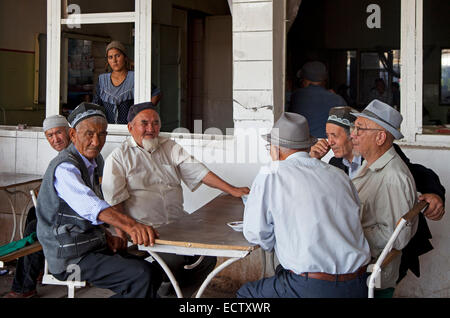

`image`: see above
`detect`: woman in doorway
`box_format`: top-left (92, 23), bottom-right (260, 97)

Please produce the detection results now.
top-left (93, 40), bottom-right (161, 124)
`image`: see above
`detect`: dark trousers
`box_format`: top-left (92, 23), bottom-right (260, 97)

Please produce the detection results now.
top-left (11, 215), bottom-right (45, 294)
top-left (236, 265), bottom-right (368, 298)
top-left (54, 249), bottom-right (163, 298)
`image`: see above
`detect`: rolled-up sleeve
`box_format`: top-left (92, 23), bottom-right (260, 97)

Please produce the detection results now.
top-left (54, 162), bottom-right (110, 225)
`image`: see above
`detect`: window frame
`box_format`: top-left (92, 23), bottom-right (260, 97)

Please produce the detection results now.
top-left (400, 0), bottom-right (449, 148)
top-left (46, 0), bottom-right (152, 134)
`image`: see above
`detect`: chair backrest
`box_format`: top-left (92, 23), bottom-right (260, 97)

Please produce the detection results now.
top-left (367, 200), bottom-right (429, 298)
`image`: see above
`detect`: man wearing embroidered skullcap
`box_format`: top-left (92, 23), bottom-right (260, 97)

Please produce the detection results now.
top-left (34, 102), bottom-right (163, 298)
top-left (101, 101), bottom-right (250, 297)
top-left (288, 61), bottom-right (347, 138)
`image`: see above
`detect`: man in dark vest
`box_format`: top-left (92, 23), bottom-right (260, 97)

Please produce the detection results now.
top-left (35, 103), bottom-right (162, 298)
top-left (310, 105), bottom-right (446, 285)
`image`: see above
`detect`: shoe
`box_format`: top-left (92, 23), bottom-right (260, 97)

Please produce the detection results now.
top-left (2, 290), bottom-right (37, 298)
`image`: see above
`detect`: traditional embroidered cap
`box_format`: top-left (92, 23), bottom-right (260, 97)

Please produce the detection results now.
top-left (351, 99), bottom-right (404, 140)
top-left (42, 115), bottom-right (69, 132)
top-left (127, 102), bottom-right (158, 123)
top-left (262, 112), bottom-right (318, 149)
top-left (297, 61), bottom-right (328, 82)
top-left (327, 106), bottom-right (359, 129)
top-left (106, 40), bottom-right (127, 56)
top-left (68, 102), bottom-right (107, 128)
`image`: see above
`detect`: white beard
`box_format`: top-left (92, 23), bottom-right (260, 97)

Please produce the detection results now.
top-left (142, 137), bottom-right (160, 153)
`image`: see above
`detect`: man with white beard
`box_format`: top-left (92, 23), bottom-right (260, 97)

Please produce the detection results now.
top-left (102, 102), bottom-right (250, 296)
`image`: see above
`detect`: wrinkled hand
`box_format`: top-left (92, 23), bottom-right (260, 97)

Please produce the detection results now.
top-left (230, 187), bottom-right (250, 198)
top-left (419, 193), bottom-right (445, 221)
top-left (105, 231), bottom-right (127, 253)
top-left (310, 139), bottom-right (330, 159)
top-left (126, 222), bottom-right (160, 247)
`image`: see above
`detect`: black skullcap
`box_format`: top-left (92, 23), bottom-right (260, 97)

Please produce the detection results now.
top-left (327, 106), bottom-right (358, 129)
top-left (127, 102), bottom-right (158, 123)
top-left (68, 102), bottom-right (107, 128)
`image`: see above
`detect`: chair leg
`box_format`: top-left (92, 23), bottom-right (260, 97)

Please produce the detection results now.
top-left (68, 285), bottom-right (75, 298)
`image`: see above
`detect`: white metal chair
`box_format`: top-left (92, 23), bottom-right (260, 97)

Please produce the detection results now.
top-left (30, 190), bottom-right (86, 298)
top-left (367, 200), bottom-right (429, 298)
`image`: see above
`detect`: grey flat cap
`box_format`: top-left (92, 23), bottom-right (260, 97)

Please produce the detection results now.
top-left (43, 115), bottom-right (69, 132)
top-left (262, 112), bottom-right (318, 149)
top-left (297, 61), bottom-right (328, 82)
top-left (351, 99), bottom-right (404, 140)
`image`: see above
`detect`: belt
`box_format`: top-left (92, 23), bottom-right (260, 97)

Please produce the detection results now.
top-left (291, 265), bottom-right (368, 282)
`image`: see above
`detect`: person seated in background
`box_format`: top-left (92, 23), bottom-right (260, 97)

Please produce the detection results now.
top-left (3, 115), bottom-right (71, 298)
top-left (101, 102), bottom-right (250, 297)
top-left (35, 103), bottom-right (163, 298)
top-left (288, 61), bottom-right (347, 138)
top-left (237, 112), bottom-right (371, 298)
top-left (367, 78), bottom-right (392, 105)
top-left (310, 105), bottom-right (445, 287)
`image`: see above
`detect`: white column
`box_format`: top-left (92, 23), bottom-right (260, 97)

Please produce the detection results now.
top-left (400, 0), bottom-right (420, 142)
top-left (134, 0), bottom-right (152, 103)
top-left (46, 0), bottom-right (61, 117)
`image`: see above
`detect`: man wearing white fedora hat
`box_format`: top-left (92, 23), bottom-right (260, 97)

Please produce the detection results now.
top-left (237, 112), bottom-right (371, 298)
top-left (350, 99), bottom-right (418, 298)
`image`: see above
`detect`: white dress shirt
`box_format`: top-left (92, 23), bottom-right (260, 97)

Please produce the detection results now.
top-left (243, 151), bottom-right (371, 275)
top-left (102, 136), bottom-right (210, 227)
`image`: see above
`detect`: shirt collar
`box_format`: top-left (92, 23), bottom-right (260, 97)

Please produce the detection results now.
top-left (285, 151), bottom-right (310, 161)
top-left (367, 146), bottom-right (396, 172)
top-left (342, 155), bottom-right (362, 168)
top-left (75, 148), bottom-right (97, 171)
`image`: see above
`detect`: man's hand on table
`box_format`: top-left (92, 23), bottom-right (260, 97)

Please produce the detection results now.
top-left (419, 193), bottom-right (445, 221)
top-left (125, 222), bottom-right (160, 247)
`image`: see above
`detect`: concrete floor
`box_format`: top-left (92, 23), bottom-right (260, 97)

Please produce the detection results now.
top-left (0, 261), bottom-right (238, 298)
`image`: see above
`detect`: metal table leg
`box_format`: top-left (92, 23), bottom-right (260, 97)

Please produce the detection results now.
top-left (146, 250), bottom-right (184, 298)
top-left (195, 257), bottom-right (240, 298)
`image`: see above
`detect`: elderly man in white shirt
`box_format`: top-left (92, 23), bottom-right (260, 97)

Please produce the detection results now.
top-left (237, 112), bottom-right (371, 298)
top-left (102, 102), bottom-right (249, 296)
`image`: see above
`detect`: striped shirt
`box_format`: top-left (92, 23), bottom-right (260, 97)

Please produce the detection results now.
top-left (54, 149), bottom-right (109, 225)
